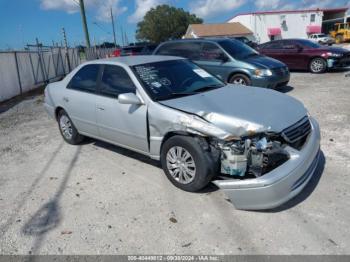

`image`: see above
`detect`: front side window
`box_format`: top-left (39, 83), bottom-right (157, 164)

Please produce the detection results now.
top-left (219, 39), bottom-right (259, 59)
top-left (282, 40), bottom-right (297, 49)
top-left (100, 65), bottom-right (136, 98)
top-left (132, 59), bottom-right (224, 101)
top-left (199, 43), bottom-right (228, 61)
top-left (68, 64), bottom-right (100, 93)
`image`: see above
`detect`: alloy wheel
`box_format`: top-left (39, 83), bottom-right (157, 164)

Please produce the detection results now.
top-left (166, 146), bottom-right (196, 184)
top-left (310, 58), bottom-right (325, 73)
top-left (233, 77), bottom-right (247, 85)
top-left (59, 115), bottom-right (73, 140)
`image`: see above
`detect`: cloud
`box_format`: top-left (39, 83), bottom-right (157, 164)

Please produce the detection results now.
top-left (255, 0), bottom-right (350, 10)
top-left (255, 0), bottom-right (282, 10)
top-left (40, 0), bottom-right (127, 22)
top-left (190, 0), bottom-right (244, 19)
top-left (127, 0), bottom-right (165, 23)
top-left (40, 0), bottom-right (80, 14)
top-left (95, 0), bottom-right (128, 22)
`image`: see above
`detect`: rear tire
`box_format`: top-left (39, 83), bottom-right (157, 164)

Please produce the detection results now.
top-left (57, 109), bottom-right (84, 145)
top-left (228, 74), bottom-right (251, 86)
top-left (309, 57), bottom-right (327, 74)
top-left (160, 135), bottom-right (219, 192)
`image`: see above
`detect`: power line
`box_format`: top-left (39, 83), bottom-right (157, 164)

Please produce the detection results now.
top-left (93, 22), bottom-right (111, 35)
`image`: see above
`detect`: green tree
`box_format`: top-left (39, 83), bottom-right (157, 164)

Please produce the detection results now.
top-left (136, 5), bottom-right (203, 43)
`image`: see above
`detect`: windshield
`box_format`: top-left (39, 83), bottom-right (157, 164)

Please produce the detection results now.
top-left (297, 39), bottom-right (322, 48)
top-left (219, 39), bottom-right (259, 59)
top-left (132, 59), bottom-right (224, 101)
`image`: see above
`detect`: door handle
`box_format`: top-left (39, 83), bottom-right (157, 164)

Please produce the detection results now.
top-left (97, 106), bottom-right (105, 111)
top-left (63, 97), bottom-right (69, 102)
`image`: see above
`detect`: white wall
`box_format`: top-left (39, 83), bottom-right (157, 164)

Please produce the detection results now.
top-left (0, 48), bottom-right (80, 102)
top-left (229, 11), bottom-right (323, 43)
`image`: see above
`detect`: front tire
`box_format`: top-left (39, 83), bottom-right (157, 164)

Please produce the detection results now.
top-left (309, 57), bottom-right (327, 74)
top-left (336, 34), bottom-right (344, 44)
top-left (228, 74), bottom-right (251, 86)
top-left (160, 136), bottom-right (218, 192)
top-left (57, 109), bottom-right (84, 145)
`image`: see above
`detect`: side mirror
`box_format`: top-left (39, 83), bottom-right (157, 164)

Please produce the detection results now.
top-left (118, 93), bottom-right (143, 105)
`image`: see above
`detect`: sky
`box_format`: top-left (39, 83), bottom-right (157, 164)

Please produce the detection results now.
top-left (0, 0), bottom-right (349, 49)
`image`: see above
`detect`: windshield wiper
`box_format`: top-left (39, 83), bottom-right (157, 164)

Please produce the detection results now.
top-left (193, 84), bottom-right (223, 93)
top-left (157, 92), bottom-right (198, 101)
top-left (157, 84), bottom-right (223, 101)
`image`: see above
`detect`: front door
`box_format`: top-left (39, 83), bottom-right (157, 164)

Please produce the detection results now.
top-left (95, 64), bottom-right (148, 153)
top-left (280, 41), bottom-right (306, 69)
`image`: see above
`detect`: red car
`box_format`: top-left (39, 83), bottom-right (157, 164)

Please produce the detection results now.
top-left (258, 39), bottom-right (350, 73)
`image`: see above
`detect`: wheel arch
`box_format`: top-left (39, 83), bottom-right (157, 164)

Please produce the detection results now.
top-left (160, 131), bottom-right (194, 153)
top-left (55, 106), bottom-right (66, 121)
top-left (227, 71), bottom-right (251, 83)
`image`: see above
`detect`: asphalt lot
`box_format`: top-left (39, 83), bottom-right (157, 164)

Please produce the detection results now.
top-left (0, 70), bottom-right (349, 255)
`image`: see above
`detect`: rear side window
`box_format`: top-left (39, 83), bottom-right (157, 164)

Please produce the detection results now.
top-left (68, 64), bottom-right (100, 93)
top-left (262, 41), bottom-right (283, 49)
top-left (99, 65), bottom-right (136, 98)
top-left (156, 42), bottom-right (201, 60)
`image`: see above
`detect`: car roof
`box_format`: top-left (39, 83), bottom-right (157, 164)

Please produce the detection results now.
top-left (162, 37), bottom-right (232, 43)
top-left (87, 55), bottom-right (184, 66)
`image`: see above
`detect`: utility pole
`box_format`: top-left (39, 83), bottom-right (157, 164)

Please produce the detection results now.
top-left (62, 28), bottom-right (71, 72)
top-left (79, 0), bottom-right (91, 47)
top-left (110, 7), bottom-right (117, 47)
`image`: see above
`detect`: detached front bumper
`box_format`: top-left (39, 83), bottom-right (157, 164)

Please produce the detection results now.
top-left (213, 117), bottom-right (321, 210)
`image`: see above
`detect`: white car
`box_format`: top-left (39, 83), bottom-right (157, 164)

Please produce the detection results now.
top-left (309, 34), bottom-right (334, 45)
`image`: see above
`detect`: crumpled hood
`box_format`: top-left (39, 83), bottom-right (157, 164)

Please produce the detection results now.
top-left (160, 85), bottom-right (308, 137)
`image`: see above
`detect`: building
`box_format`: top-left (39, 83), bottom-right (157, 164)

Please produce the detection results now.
top-left (228, 8), bottom-right (349, 43)
top-left (183, 23), bottom-right (253, 39)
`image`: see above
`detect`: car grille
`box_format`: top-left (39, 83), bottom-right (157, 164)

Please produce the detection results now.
top-left (281, 116), bottom-right (311, 144)
top-left (272, 67), bottom-right (289, 76)
top-left (340, 52), bottom-right (350, 64)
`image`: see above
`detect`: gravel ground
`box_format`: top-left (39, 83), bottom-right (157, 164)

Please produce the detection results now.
top-left (0, 70), bottom-right (349, 255)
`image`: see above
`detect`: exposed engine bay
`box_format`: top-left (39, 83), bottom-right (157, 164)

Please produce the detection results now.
top-left (214, 136), bottom-right (290, 178)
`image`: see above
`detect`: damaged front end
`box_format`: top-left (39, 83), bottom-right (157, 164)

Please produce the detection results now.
top-left (177, 114), bottom-right (291, 180)
top-left (176, 112), bottom-right (321, 210)
top-left (211, 117), bottom-right (321, 210)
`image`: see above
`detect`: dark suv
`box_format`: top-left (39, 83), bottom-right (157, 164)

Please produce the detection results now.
top-left (153, 38), bottom-right (289, 89)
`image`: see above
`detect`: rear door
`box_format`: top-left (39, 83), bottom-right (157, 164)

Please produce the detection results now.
top-left (64, 64), bottom-right (100, 136)
top-left (95, 64), bottom-right (148, 153)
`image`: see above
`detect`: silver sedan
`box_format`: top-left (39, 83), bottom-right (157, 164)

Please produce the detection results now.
top-left (44, 55), bottom-right (321, 210)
